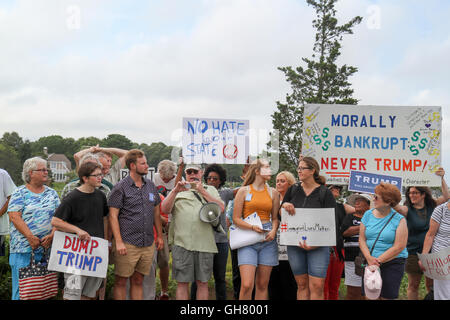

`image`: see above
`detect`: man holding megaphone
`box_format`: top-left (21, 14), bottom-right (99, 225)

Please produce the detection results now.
top-left (161, 163), bottom-right (224, 300)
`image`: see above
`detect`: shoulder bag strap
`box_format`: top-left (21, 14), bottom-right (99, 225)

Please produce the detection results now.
top-left (369, 212), bottom-right (396, 255)
top-left (191, 190), bottom-right (206, 205)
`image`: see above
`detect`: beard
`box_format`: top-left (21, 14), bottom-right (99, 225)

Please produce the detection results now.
top-left (136, 168), bottom-right (148, 176)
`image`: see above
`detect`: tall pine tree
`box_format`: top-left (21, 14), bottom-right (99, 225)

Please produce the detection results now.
top-left (271, 0), bottom-right (362, 173)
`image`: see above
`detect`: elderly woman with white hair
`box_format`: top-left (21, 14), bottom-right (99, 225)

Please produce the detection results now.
top-left (154, 159), bottom-right (179, 196)
top-left (8, 157), bottom-right (60, 300)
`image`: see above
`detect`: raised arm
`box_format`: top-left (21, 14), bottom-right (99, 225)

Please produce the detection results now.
top-left (435, 168), bottom-right (449, 206)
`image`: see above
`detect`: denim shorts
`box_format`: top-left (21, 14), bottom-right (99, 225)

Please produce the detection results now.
top-left (287, 245), bottom-right (330, 278)
top-left (237, 223), bottom-right (278, 267)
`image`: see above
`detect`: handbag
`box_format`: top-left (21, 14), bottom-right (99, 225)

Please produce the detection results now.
top-left (19, 250), bottom-right (59, 300)
top-left (354, 212), bottom-right (396, 277)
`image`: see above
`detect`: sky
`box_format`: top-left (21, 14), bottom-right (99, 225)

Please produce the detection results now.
top-left (0, 0), bottom-right (449, 172)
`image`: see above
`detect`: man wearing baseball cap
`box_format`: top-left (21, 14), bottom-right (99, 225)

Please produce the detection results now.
top-left (340, 193), bottom-right (372, 299)
top-left (161, 163), bottom-right (224, 300)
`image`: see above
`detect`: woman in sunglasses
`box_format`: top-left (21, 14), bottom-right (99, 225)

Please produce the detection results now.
top-left (359, 182), bottom-right (408, 300)
top-left (394, 168), bottom-right (448, 300)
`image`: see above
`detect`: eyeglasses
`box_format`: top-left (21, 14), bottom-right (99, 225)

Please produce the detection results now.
top-left (89, 174), bottom-right (104, 178)
top-left (206, 177), bottom-right (219, 181)
top-left (186, 169), bottom-right (199, 175)
top-left (408, 191), bottom-right (421, 196)
top-left (33, 168), bottom-right (48, 173)
top-left (297, 166), bottom-right (311, 171)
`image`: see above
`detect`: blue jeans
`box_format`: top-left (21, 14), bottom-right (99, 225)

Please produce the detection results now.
top-left (9, 252), bottom-right (44, 300)
top-left (287, 246), bottom-right (330, 278)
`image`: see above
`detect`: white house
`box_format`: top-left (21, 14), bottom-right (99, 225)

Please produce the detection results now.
top-left (47, 153), bottom-right (72, 182)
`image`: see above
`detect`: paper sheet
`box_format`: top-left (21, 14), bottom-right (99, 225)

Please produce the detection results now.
top-left (229, 212), bottom-right (266, 250)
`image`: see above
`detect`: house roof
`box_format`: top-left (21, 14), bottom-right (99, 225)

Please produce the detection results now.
top-left (47, 153), bottom-right (72, 170)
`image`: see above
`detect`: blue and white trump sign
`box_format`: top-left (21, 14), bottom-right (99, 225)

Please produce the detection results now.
top-left (349, 170), bottom-right (402, 194)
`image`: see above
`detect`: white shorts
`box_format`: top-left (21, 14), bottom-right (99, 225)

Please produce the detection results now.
top-left (63, 273), bottom-right (103, 300)
top-left (344, 261), bottom-right (362, 287)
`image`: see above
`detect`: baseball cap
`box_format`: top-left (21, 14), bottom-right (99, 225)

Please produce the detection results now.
top-left (364, 265), bottom-right (382, 300)
top-left (353, 193), bottom-right (372, 204)
top-left (185, 164), bottom-right (202, 171)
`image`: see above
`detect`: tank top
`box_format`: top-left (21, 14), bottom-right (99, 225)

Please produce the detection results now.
top-left (242, 184), bottom-right (273, 222)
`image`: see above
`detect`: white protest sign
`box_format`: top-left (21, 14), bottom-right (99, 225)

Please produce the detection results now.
top-left (279, 208), bottom-right (336, 247)
top-left (418, 247), bottom-right (450, 280)
top-left (301, 104), bottom-right (442, 186)
top-left (120, 168), bottom-right (155, 182)
top-left (48, 231), bottom-right (109, 278)
top-left (182, 117), bottom-right (249, 164)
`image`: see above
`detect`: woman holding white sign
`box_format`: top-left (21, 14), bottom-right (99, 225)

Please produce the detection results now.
top-left (359, 182), bottom-right (408, 300)
top-left (232, 159), bottom-right (280, 300)
top-left (280, 157), bottom-right (336, 300)
top-left (419, 200), bottom-right (450, 300)
top-left (394, 168), bottom-right (448, 300)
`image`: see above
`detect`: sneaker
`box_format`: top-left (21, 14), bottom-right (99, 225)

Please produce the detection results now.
top-left (159, 293), bottom-right (169, 300)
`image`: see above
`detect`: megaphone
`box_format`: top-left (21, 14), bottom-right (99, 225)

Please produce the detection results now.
top-left (199, 202), bottom-right (226, 234)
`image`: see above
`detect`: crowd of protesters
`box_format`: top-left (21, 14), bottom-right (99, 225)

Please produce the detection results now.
top-left (1, 146), bottom-right (449, 300)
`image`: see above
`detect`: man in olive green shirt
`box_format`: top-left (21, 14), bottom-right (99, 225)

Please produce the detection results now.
top-left (161, 164), bottom-right (224, 300)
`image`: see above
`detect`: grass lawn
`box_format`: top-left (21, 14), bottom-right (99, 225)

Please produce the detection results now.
top-left (148, 252), bottom-right (429, 300)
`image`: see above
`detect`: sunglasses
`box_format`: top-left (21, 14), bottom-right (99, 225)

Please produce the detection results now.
top-left (297, 166), bottom-right (311, 171)
top-left (186, 169), bottom-right (199, 175)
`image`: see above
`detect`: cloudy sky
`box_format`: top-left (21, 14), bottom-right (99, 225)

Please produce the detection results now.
top-left (0, 0), bottom-right (449, 171)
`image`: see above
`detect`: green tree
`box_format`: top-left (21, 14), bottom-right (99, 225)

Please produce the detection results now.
top-left (1, 131), bottom-right (32, 163)
top-left (102, 134), bottom-right (137, 151)
top-left (271, 0), bottom-right (362, 173)
top-left (0, 143), bottom-right (22, 184)
top-left (76, 136), bottom-right (102, 150)
top-left (31, 135), bottom-right (78, 167)
top-left (140, 142), bottom-right (174, 168)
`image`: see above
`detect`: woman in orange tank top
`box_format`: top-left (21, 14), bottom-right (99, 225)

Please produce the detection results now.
top-left (232, 159), bottom-right (280, 300)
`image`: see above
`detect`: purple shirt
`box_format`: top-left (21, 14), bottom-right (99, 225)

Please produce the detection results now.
top-left (108, 176), bottom-right (160, 247)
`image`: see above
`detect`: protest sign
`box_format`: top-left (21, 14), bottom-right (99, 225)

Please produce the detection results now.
top-left (48, 231), bottom-right (109, 278)
top-left (279, 208), bottom-right (336, 247)
top-left (349, 170), bottom-right (402, 194)
top-left (120, 168), bottom-right (155, 182)
top-left (418, 247), bottom-right (450, 280)
top-left (301, 104), bottom-right (442, 186)
top-left (182, 117), bottom-right (249, 164)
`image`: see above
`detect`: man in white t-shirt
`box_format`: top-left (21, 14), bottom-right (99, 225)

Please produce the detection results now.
top-left (0, 169), bottom-right (16, 255)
